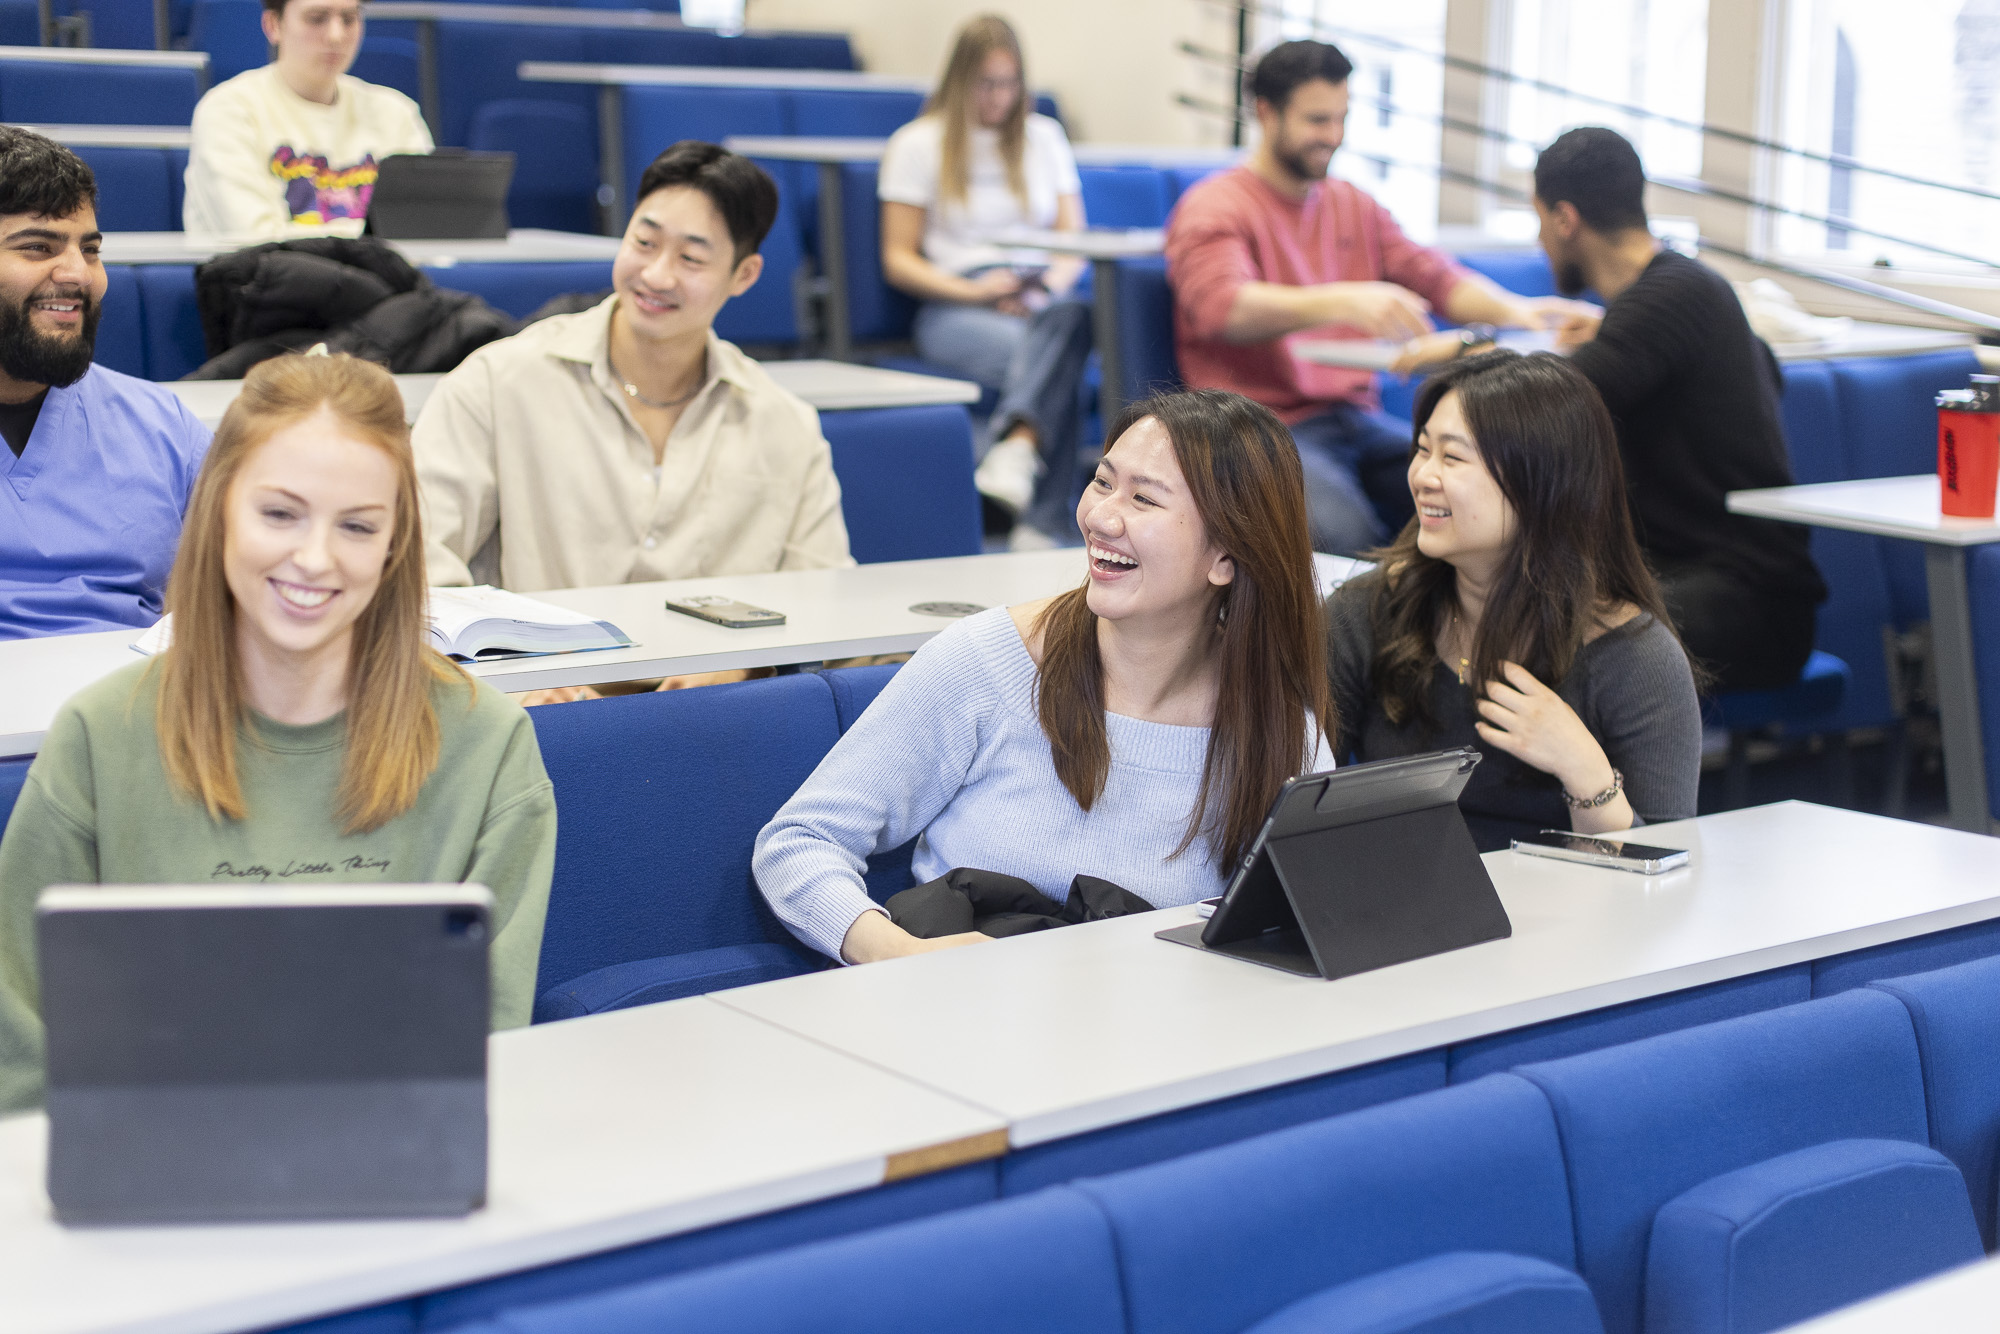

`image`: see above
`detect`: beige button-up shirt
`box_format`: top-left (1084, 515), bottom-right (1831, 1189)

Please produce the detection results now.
top-left (414, 297), bottom-right (853, 592)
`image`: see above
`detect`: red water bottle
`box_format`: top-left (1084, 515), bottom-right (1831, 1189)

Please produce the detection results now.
top-left (1936, 374), bottom-right (2000, 519)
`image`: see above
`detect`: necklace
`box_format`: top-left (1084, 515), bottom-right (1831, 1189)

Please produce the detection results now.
top-left (609, 354), bottom-right (701, 410)
top-left (1447, 609), bottom-right (1471, 685)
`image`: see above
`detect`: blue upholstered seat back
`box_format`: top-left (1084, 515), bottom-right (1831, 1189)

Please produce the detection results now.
top-left (1828, 349), bottom-right (1983, 626)
top-left (1075, 1074), bottom-right (1581, 1334)
top-left (1513, 988), bottom-right (1933, 1334)
top-left (1971, 544), bottom-right (2000, 821)
top-left (93, 268), bottom-right (149, 380)
top-left (526, 673), bottom-right (840, 1005)
top-left (1779, 359), bottom-right (1899, 729)
top-left (1871, 953), bottom-right (2000, 1246)
top-left (818, 406), bottom-right (980, 563)
top-left (0, 62), bottom-right (202, 125)
top-left (472, 1186), bottom-right (1126, 1334)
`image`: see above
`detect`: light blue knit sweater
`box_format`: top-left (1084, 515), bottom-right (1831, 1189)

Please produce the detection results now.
top-left (754, 608), bottom-right (1333, 959)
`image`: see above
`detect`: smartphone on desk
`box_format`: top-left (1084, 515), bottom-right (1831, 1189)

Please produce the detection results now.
top-left (1511, 830), bottom-right (1689, 875)
top-left (665, 594), bottom-right (785, 629)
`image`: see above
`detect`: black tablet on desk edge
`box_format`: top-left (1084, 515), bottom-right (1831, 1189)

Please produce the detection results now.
top-left (1156, 748), bottom-right (1512, 981)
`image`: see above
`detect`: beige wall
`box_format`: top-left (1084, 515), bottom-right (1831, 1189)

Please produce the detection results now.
top-left (742, 0), bottom-right (1239, 146)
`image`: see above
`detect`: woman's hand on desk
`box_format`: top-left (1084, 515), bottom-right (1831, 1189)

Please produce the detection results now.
top-left (1472, 661), bottom-right (1634, 833)
top-left (840, 909), bottom-right (988, 965)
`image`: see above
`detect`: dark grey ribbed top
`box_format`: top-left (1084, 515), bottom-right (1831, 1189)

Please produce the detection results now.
top-left (1326, 571), bottom-right (1704, 851)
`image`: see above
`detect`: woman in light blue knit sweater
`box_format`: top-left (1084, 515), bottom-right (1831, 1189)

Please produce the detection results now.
top-left (755, 390), bottom-right (1338, 964)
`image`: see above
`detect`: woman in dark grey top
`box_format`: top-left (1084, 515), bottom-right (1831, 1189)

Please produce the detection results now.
top-left (1324, 350), bottom-right (1702, 852)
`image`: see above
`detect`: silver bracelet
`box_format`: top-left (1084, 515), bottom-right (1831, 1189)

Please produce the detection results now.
top-left (1562, 768), bottom-right (1624, 810)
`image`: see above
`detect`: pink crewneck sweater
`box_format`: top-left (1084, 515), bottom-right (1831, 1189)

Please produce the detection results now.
top-left (1164, 166), bottom-right (1469, 423)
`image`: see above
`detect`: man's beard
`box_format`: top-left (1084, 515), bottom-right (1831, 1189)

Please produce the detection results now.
top-left (1554, 258), bottom-right (1589, 299)
top-left (1273, 135), bottom-right (1331, 185)
top-left (0, 287), bottom-right (99, 388)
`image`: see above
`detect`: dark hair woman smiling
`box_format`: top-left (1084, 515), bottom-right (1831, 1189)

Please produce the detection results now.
top-left (1325, 350), bottom-right (1702, 851)
top-left (756, 389), bottom-right (1335, 964)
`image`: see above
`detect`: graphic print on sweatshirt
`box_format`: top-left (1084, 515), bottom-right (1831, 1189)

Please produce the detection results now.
top-left (272, 146), bottom-right (379, 224)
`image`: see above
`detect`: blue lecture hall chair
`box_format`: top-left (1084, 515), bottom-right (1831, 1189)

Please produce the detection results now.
top-left (1974, 542), bottom-right (2000, 829)
top-left (188, 0), bottom-right (268, 83)
top-left (0, 759), bottom-right (29, 843)
top-left (0, 62), bottom-right (202, 126)
top-left (349, 36), bottom-right (423, 105)
top-left (1829, 348), bottom-right (1983, 631)
top-left (93, 267), bottom-right (149, 379)
top-left (1868, 953), bottom-right (2000, 1248)
top-left (456, 1188), bottom-right (1127, 1334)
top-left (781, 88), bottom-right (923, 251)
top-left (467, 101), bottom-right (602, 236)
top-left (1513, 988), bottom-right (1982, 1334)
top-left (0, 0), bottom-right (38, 43)
top-left (1078, 165), bottom-right (1173, 230)
top-left (818, 406), bottom-right (981, 565)
top-left (524, 674), bottom-right (836, 1023)
top-left (72, 147), bottom-right (179, 234)
top-left (132, 265), bottom-right (208, 382)
top-left (1079, 1076), bottom-right (1600, 1334)
top-left (49, 0), bottom-right (155, 47)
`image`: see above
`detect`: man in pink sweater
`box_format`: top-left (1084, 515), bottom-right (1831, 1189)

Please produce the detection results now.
top-left (1167, 40), bottom-right (1556, 553)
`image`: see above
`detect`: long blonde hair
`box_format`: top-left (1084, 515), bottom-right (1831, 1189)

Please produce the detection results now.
top-left (928, 14), bottom-right (1029, 208)
top-left (155, 353), bottom-right (464, 834)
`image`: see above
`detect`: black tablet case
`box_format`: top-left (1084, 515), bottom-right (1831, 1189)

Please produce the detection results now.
top-left (366, 150), bottom-right (515, 240)
top-left (1157, 750), bottom-right (1512, 980)
top-left (39, 888), bottom-right (491, 1225)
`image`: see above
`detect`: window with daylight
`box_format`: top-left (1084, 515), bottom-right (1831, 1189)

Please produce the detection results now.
top-left (1774, 0), bottom-right (2000, 271)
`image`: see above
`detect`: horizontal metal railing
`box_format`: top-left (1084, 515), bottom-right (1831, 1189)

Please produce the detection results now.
top-left (1185, 1), bottom-right (2000, 208)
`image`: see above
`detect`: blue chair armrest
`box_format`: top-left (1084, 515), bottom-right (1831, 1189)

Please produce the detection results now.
top-left (1246, 1252), bottom-right (1603, 1334)
top-left (534, 944), bottom-right (816, 1023)
top-left (1646, 1138), bottom-right (1982, 1334)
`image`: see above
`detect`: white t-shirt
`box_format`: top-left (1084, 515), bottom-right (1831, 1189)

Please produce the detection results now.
top-left (876, 112), bottom-right (1082, 275)
top-left (183, 64), bottom-right (434, 239)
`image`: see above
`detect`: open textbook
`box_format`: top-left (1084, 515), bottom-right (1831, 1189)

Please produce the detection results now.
top-left (132, 586), bottom-right (634, 662)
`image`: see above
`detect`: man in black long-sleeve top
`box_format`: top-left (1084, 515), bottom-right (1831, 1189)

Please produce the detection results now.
top-left (1530, 127), bottom-right (1826, 693)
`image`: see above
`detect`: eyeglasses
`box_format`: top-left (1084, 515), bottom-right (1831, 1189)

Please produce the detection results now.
top-left (975, 76), bottom-right (1023, 95)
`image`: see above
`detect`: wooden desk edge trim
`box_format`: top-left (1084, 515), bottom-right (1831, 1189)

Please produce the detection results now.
top-left (881, 1128), bottom-right (1010, 1182)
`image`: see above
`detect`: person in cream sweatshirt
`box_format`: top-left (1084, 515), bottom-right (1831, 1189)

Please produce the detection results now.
top-left (183, 0), bottom-right (432, 238)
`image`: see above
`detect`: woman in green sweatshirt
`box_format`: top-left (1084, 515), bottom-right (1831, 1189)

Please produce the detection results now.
top-left (0, 352), bottom-right (557, 1114)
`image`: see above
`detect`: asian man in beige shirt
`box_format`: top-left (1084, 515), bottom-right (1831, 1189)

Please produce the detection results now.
top-left (414, 141), bottom-right (851, 601)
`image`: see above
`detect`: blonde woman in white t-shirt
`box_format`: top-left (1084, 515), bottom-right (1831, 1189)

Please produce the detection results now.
top-left (879, 14), bottom-right (1093, 543)
top-left (183, 0), bottom-right (433, 238)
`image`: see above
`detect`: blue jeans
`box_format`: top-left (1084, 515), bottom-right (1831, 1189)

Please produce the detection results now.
top-left (1288, 404), bottom-right (1417, 555)
top-left (913, 294), bottom-right (1093, 535)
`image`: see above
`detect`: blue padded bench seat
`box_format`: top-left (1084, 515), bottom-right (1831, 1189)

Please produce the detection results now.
top-left (454, 1188), bottom-right (1124, 1334)
top-left (1870, 953), bottom-right (2000, 1247)
top-left (1515, 988), bottom-right (1980, 1334)
top-left (0, 60), bottom-right (202, 125)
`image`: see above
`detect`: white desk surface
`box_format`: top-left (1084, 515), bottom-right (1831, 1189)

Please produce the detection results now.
top-left (721, 135), bottom-right (1240, 171)
top-left (760, 358), bottom-right (979, 409)
top-left (1769, 323), bottom-right (1977, 361)
top-left (0, 45), bottom-right (206, 68)
top-left (1728, 475), bottom-right (2000, 546)
top-left (161, 361), bottom-right (976, 430)
top-left (519, 61), bottom-right (929, 92)
top-left (368, 1), bottom-right (690, 26)
top-left (0, 997), bottom-right (1004, 1334)
top-left (1780, 1253), bottom-right (2000, 1331)
top-left (0, 553), bottom-right (1362, 760)
top-left (0, 550), bottom-right (1087, 758)
top-left (99, 229), bottom-right (621, 267)
top-left (720, 803), bottom-right (2000, 1148)
top-left (989, 227), bottom-right (1166, 260)
top-left (7, 123), bottom-right (192, 149)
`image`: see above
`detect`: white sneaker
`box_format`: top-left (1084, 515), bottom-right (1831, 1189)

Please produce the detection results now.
top-left (974, 436), bottom-right (1041, 518)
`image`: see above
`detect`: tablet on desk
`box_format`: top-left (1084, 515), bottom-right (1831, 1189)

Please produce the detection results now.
top-left (39, 883), bottom-right (492, 1225)
top-left (1158, 749), bottom-right (1511, 980)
